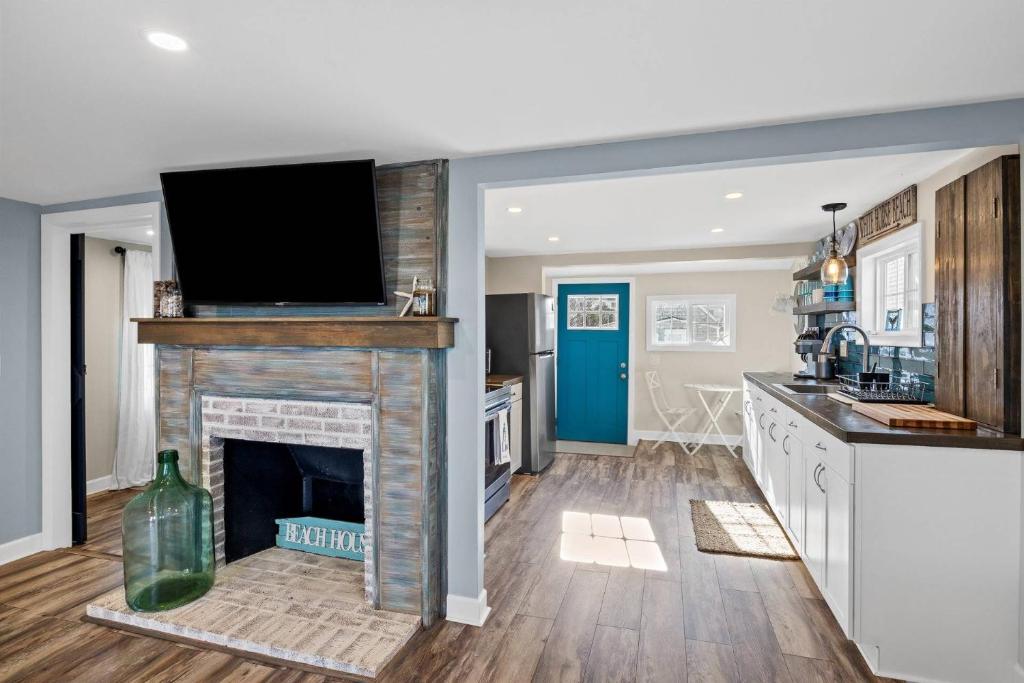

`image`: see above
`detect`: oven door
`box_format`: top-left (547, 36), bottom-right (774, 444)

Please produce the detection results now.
top-left (484, 402), bottom-right (512, 520)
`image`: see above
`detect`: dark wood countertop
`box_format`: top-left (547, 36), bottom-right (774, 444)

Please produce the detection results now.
top-left (744, 372), bottom-right (1024, 451)
top-left (486, 374), bottom-right (523, 388)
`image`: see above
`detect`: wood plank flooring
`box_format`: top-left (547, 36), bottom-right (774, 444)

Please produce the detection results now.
top-left (0, 444), bottom-right (893, 682)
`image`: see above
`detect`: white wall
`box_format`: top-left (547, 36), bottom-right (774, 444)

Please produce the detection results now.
top-left (83, 238), bottom-right (151, 484)
top-left (487, 253), bottom-right (795, 436)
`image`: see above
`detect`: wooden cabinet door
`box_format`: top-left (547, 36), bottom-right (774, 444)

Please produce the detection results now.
top-left (824, 466), bottom-right (853, 636)
top-left (965, 158), bottom-right (1008, 429)
top-left (766, 418), bottom-right (788, 521)
top-left (754, 405), bottom-right (768, 486)
top-left (934, 176), bottom-right (965, 415)
top-left (804, 457), bottom-right (827, 583)
top-left (510, 397), bottom-right (523, 474)
top-left (784, 432), bottom-right (804, 547)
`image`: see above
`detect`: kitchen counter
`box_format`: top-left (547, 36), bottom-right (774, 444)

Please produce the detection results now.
top-left (486, 373), bottom-right (523, 390)
top-left (744, 371), bottom-right (1024, 451)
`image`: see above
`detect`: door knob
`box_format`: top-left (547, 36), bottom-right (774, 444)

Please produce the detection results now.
top-left (619, 362), bottom-right (627, 369)
top-left (619, 372), bottom-right (627, 380)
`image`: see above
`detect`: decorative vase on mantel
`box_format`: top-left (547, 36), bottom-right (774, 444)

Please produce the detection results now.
top-left (121, 449), bottom-right (215, 611)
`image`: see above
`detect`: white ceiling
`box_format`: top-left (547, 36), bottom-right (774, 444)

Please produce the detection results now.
top-left (484, 149), bottom-right (974, 256)
top-left (543, 258), bottom-right (796, 278)
top-left (86, 224), bottom-right (155, 246)
top-left (2, 1), bottom-right (1024, 205)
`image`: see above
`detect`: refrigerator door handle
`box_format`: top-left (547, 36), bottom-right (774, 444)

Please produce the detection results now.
top-left (535, 351), bottom-right (555, 358)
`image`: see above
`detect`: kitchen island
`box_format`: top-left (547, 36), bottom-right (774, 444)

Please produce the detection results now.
top-left (741, 371), bottom-right (1022, 683)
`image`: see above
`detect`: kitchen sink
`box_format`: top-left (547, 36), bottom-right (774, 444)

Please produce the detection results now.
top-left (772, 383), bottom-right (834, 395)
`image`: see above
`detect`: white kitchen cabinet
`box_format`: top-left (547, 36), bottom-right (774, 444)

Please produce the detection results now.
top-left (741, 382), bottom-right (756, 473)
top-left (803, 451), bottom-right (827, 584)
top-left (783, 430), bottom-right (804, 547)
top-left (764, 414), bottom-right (787, 520)
top-left (753, 394), bottom-right (768, 487)
top-left (740, 378), bottom-right (1024, 682)
top-left (823, 464), bottom-right (852, 634)
top-left (509, 381), bottom-right (523, 474)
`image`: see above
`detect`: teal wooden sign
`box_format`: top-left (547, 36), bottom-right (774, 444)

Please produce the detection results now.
top-left (275, 516), bottom-right (366, 561)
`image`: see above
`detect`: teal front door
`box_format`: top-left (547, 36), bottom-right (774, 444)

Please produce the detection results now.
top-left (556, 283), bottom-right (629, 444)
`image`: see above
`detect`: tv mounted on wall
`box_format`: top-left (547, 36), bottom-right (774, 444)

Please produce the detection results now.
top-left (160, 159), bottom-right (387, 306)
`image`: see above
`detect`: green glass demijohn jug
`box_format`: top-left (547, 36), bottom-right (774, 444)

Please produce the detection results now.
top-left (121, 449), bottom-right (215, 611)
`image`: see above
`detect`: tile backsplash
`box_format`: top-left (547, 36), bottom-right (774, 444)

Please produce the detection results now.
top-left (829, 303), bottom-right (937, 402)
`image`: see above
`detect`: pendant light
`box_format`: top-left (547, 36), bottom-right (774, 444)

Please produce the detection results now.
top-left (820, 202), bottom-right (849, 285)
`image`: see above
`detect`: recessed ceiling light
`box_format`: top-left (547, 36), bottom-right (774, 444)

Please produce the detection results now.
top-left (507, 207), bottom-right (523, 214)
top-left (710, 227), bottom-right (725, 233)
top-left (146, 31), bottom-right (189, 52)
top-left (724, 192), bottom-right (743, 200)
top-left (547, 236), bottom-right (560, 242)
top-left (146, 229), bottom-right (155, 236)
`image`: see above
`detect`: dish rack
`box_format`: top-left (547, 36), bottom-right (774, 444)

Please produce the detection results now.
top-left (836, 372), bottom-right (928, 404)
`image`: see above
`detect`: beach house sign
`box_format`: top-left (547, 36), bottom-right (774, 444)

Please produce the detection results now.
top-left (275, 516), bottom-right (366, 561)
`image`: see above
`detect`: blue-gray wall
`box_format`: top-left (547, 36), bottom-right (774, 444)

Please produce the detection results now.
top-left (0, 197), bottom-right (43, 545)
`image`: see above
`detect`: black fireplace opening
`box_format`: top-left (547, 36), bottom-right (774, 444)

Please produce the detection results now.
top-left (222, 439), bottom-right (364, 564)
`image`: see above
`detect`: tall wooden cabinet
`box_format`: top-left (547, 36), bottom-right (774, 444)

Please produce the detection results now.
top-left (935, 154), bottom-right (1020, 433)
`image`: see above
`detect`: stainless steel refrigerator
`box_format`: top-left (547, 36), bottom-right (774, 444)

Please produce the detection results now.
top-left (486, 293), bottom-right (556, 474)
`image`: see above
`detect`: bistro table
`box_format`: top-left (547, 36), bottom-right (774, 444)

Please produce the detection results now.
top-left (683, 383), bottom-right (742, 456)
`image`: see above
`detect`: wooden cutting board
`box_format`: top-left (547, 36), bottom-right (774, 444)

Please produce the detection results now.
top-left (851, 403), bottom-right (977, 430)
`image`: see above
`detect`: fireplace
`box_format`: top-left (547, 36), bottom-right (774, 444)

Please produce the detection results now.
top-left (222, 439), bottom-right (364, 563)
top-left (200, 394), bottom-right (377, 604)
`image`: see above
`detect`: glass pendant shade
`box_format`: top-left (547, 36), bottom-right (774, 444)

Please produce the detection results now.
top-left (821, 251), bottom-right (849, 284)
top-left (819, 202), bottom-right (849, 285)
top-left (122, 449), bottom-right (215, 611)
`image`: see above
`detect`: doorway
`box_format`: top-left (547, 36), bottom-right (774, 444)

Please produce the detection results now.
top-left (555, 282), bottom-right (631, 444)
top-left (40, 203), bottom-right (161, 550)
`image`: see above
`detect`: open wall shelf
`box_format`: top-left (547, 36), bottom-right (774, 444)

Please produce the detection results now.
top-left (792, 302), bottom-right (856, 315)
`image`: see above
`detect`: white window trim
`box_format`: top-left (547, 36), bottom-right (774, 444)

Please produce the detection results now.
top-left (646, 294), bottom-right (736, 352)
top-left (856, 221), bottom-right (923, 347)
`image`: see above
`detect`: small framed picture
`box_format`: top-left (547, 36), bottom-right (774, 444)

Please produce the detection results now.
top-left (885, 308), bottom-right (902, 332)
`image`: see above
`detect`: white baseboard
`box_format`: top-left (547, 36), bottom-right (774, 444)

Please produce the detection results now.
top-left (87, 475), bottom-right (114, 495)
top-left (634, 429), bottom-right (743, 448)
top-left (0, 532), bottom-right (44, 566)
top-left (446, 589), bottom-right (491, 626)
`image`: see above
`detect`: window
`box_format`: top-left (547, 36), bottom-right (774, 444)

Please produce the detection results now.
top-left (647, 294), bottom-right (736, 351)
top-left (857, 222), bottom-right (923, 346)
top-left (567, 294), bottom-right (619, 330)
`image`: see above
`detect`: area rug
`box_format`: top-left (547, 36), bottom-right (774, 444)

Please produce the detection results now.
top-left (689, 499), bottom-right (798, 560)
top-left (85, 546), bottom-right (420, 678)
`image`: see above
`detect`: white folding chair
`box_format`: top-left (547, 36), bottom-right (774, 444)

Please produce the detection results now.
top-left (645, 371), bottom-right (698, 453)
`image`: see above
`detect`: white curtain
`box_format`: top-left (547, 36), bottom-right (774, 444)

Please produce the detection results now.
top-left (112, 249), bottom-right (156, 488)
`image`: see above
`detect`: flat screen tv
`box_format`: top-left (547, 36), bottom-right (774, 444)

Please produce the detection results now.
top-left (160, 159), bottom-right (387, 306)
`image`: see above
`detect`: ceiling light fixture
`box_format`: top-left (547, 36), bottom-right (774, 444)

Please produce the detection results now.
top-left (710, 227), bottom-right (725, 233)
top-left (820, 202), bottom-right (850, 285)
top-left (547, 236), bottom-right (560, 242)
top-left (146, 229), bottom-right (155, 236)
top-left (146, 31), bottom-right (189, 52)
top-left (507, 207), bottom-right (523, 214)
top-left (724, 192), bottom-right (743, 200)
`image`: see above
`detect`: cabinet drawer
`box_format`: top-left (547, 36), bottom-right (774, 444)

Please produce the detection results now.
top-left (781, 406), bottom-right (807, 438)
top-left (805, 426), bottom-right (853, 483)
top-left (509, 381), bottom-right (523, 402)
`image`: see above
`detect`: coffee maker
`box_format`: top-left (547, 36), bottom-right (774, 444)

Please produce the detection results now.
top-left (794, 328), bottom-right (834, 379)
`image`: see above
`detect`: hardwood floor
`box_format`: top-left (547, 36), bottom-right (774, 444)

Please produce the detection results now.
top-left (0, 444), bottom-right (891, 682)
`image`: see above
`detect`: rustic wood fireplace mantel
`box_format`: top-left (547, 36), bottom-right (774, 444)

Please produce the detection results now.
top-left (133, 316), bottom-right (457, 349)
